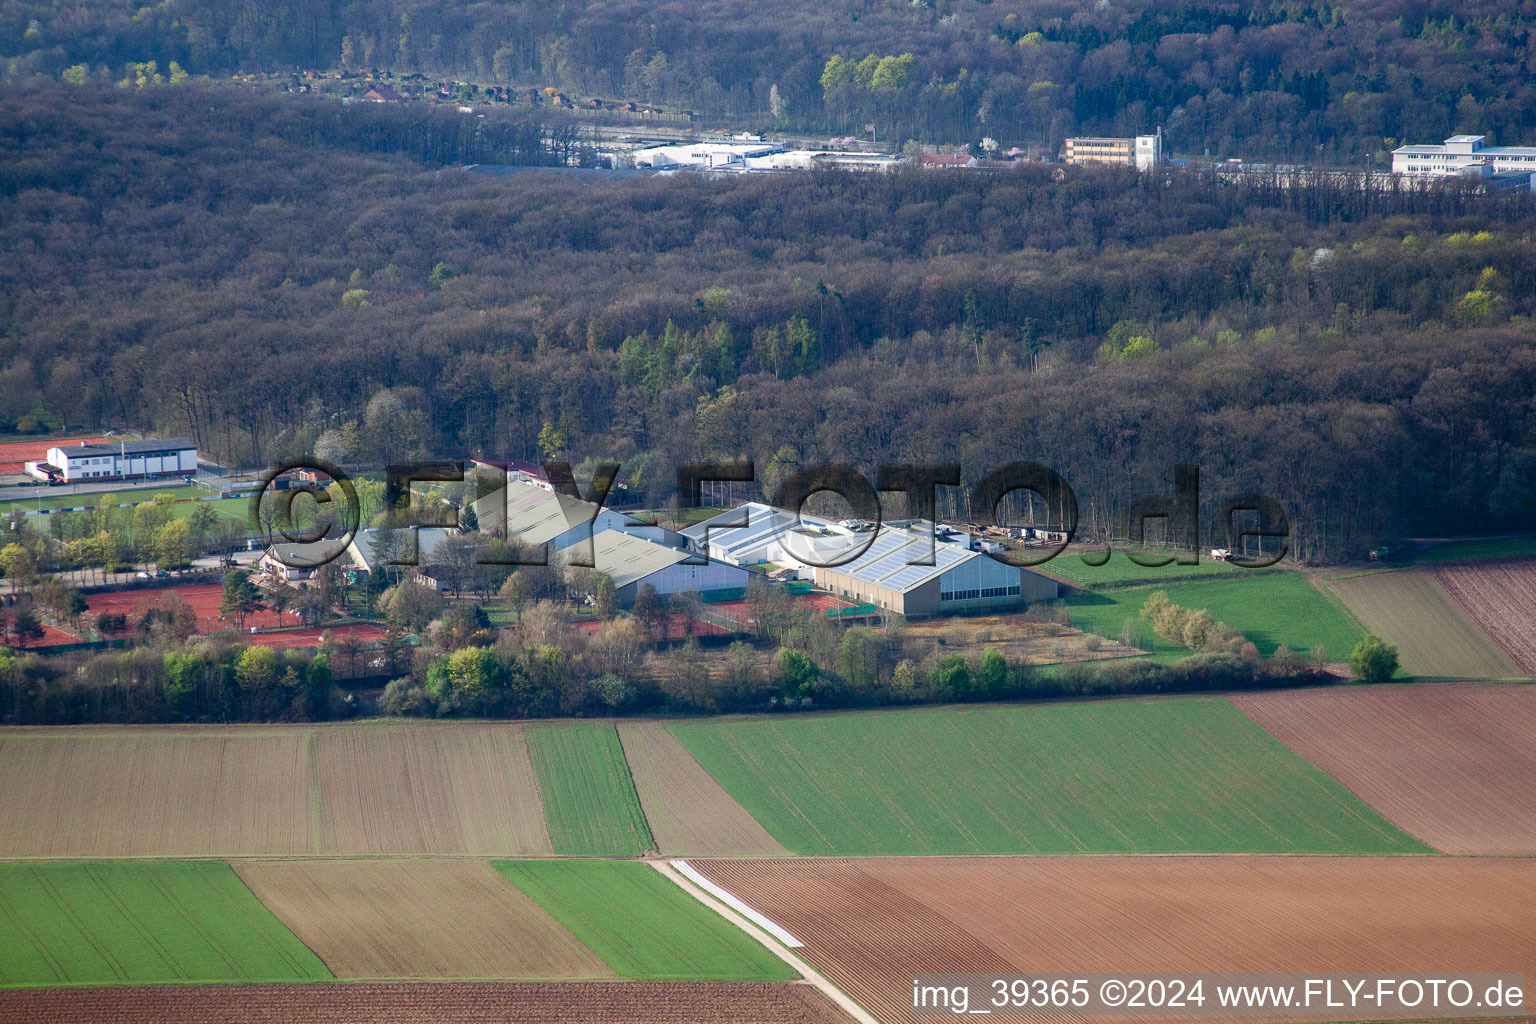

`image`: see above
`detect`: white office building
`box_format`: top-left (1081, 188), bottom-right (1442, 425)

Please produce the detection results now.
top-left (1392, 135), bottom-right (1536, 177)
top-left (38, 438), bottom-right (196, 482)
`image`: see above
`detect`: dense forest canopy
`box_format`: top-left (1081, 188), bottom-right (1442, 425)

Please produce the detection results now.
top-left (3, 85), bottom-right (1536, 561)
top-left (4, 0), bottom-right (1536, 157)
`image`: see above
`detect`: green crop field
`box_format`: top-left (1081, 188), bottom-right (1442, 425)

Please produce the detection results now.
top-left (495, 860), bottom-right (794, 981)
top-left (670, 699), bottom-right (1425, 856)
top-left (0, 862), bottom-right (330, 988)
top-left (526, 723), bottom-right (654, 857)
top-left (1042, 549), bottom-right (1243, 587)
top-left (1064, 572), bottom-right (1364, 660)
top-left (1400, 537), bottom-right (1536, 565)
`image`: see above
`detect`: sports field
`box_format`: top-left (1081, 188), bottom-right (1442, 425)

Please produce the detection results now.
top-left (1064, 572), bottom-right (1364, 659)
top-left (697, 856), bottom-right (1536, 1024)
top-left (1323, 569), bottom-right (1522, 678)
top-left (246, 622), bottom-right (387, 649)
top-left (0, 437), bottom-right (109, 475)
top-left (669, 699), bottom-right (1424, 855)
top-left (0, 862), bottom-right (328, 988)
top-left (0, 723), bottom-right (552, 858)
top-left (617, 721), bottom-right (788, 858)
top-left (495, 860), bottom-right (796, 981)
top-left (85, 584), bottom-right (304, 635)
top-left (1234, 683), bottom-right (1536, 854)
top-left (526, 724), bottom-right (654, 857)
top-left (236, 860), bottom-right (610, 981)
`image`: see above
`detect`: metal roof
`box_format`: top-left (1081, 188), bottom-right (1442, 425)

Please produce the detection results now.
top-left (61, 437), bottom-right (195, 457)
top-left (685, 504), bottom-right (988, 594)
top-left (573, 530), bottom-right (689, 590)
top-left (501, 479), bottom-right (635, 547)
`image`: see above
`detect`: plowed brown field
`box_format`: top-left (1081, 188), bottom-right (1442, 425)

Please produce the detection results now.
top-left (1234, 683), bottom-right (1536, 854)
top-left (0, 730), bottom-right (311, 857)
top-left (309, 723), bottom-right (551, 855)
top-left (697, 856), bottom-right (1536, 1024)
top-left (0, 982), bottom-right (855, 1023)
top-left (0, 722), bottom-right (551, 857)
top-left (618, 721), bottom-right (788, 858)
top-left (236, 860), bottom-right (608, 980)
top-left (1435, 561), bottom-right (1536, 674)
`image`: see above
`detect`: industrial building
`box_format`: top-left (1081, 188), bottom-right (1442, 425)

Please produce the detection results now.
top-left (629, 139), bottom-right (904, 173)
top-left (1392, 135), bottom-right (1536, 177)
top-left (30, 438), bottom-right (196, 483)
top-left (473, 477), bottom-right (643, 555)
top-left (1063, 132), bottom-right (1163, 170)
top-left (576, 530), bottom-right (750, 607)
top-left (683, 505), bottom-right (1059, 617)
top-left (468, 474), bottom-right (743, 603)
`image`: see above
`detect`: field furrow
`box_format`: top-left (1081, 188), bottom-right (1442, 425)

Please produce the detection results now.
top-left (236, 860), bottom-right (610, 981)
top-left (697, 857), bottom-right (1536, 1024)
top-left (619, 721), bottom-right (788, 858)
top-left (1234, 682), bottom-right (1536, 854)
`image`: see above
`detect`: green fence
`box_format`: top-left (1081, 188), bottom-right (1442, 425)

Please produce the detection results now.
top-left (700, 587), bottom-right (747, 604)
top-left (826, 602), bottom-right (879, 619)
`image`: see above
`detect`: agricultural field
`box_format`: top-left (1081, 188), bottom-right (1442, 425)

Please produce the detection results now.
top-left (1401, 536), bottom-right (1536, 565)
top-left (236, 860), bottom-right (609, 981)
top-left (0, 982), bottom-right (856, 1023)
top-left (1234, 683), bottom-right (1536, 854)
top-left (669, 699), bottom-right (1423, 855)
top-left (1434, 560), bottom-right (1536, 675)
top-left (0, 723), bottom-right (551, 858)
top-left (616, 722), bottom-right (788, 858)
top-left (1322, 570), bottom-right (1524, 679)
top-left (0, 862), bottom-right (328, 988)
top-left (697, 856), bottom-right (1536, 1024)
top-left (0, 730), bottom-right (313, 858)
top-left (526, 723), bottom-right (654, 857)
top-left (495, 860), bottom-right (796, 981)
top-left (1064, 572), bottom-right (1364, 659)
top-left (308, 722), bottom-right (551, 856)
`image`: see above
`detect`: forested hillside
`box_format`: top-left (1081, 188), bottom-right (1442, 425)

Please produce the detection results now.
top-left (3, 86), bottom-right (1536, 559)
top-left (3, 0), bottom-right (1536, 158)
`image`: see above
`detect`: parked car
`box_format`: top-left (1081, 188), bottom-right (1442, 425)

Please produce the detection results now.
top-left (135, 571), bottom-right (153, 580)
top-left (155, 570), bottom-right (171, 578)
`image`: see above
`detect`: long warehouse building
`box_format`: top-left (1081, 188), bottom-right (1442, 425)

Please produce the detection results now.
top-left (684, 504), bottom-right (1058, 616)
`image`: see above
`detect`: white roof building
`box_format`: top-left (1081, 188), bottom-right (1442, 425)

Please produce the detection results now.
top-left (1392, 135), bottom-right (1536, 177)
top-left (631, 141), bottom-right (781, 170)
top-left (41, 438), bottom-right (196, 482)
top-left (683, 505), bottom-right (1060, 616)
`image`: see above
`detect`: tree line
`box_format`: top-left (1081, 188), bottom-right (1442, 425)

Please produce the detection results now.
top-left (5, 0), bottom-right (1536, 159)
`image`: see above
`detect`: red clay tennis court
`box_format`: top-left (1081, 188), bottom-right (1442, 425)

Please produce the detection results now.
top-left (0, 436), bottom-right (109, 475)
top-left (85, 584), bottom-right (304, 634)
top-left (246, 623), bottom-right (387, 649)
top-left (18, 622), bottom-right (84, 648)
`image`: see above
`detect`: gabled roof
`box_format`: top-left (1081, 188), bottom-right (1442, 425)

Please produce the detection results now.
top-left (569, 530), bottom-right (689, 590)
top-left (500, 479), bottom-right (637, 547)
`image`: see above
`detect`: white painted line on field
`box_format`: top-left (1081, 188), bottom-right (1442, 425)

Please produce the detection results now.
top-left (669, 859), bottom-right (804, 948)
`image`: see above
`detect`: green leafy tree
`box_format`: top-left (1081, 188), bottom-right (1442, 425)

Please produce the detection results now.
top-left (1350, 635), bottom-right (1399, 683)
